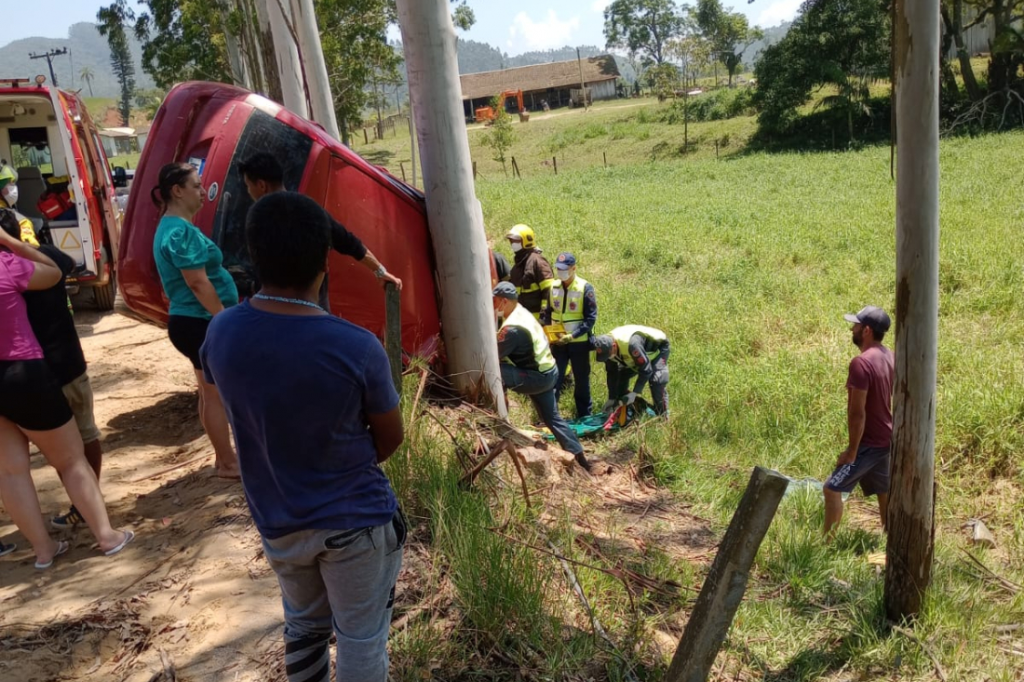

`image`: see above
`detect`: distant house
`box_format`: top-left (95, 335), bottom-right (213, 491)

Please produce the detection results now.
top-left (459, 55), bottom-right (621, 120)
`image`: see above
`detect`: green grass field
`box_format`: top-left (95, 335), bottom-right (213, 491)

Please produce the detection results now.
top-left (371, 92), bottom-right (1024, 679)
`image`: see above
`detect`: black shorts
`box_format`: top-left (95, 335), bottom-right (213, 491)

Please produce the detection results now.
top-left (825, 445), bottom-right (891, 496)
top-left (168, 315), bottom-right (211, 371)
top-left (0, 359), bottom-right (73, 431)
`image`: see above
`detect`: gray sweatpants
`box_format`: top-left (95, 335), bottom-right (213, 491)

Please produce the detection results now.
top-left (261, 516), bottom-right (405, 682)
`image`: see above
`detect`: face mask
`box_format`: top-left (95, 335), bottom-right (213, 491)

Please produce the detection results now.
top-left (557, 270), bottom-right (572, 282)
top-left (2, 184), bottom-right (18, 206)
top-left (510, 242), bottom-right (523, 253)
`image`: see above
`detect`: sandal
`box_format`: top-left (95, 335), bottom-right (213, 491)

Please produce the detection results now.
top-left (0, 542), bottom-right (16, 558)
top-left (104, 529), bottom-right (135, 557)
top-left (35, 540), bottom-right (69, 569)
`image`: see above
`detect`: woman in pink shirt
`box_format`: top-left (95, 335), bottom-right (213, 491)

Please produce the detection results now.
top-left (0, 229), bottom-right (133, 568)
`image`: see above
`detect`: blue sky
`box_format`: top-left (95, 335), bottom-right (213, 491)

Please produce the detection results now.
top-left (8, 0), bottom-right (801, 55)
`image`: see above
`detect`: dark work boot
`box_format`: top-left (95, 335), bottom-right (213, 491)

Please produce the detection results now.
top-left (574, 451), bottom-right (592, 473)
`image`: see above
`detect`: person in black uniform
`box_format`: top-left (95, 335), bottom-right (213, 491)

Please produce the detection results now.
top-left (237, 153), bottom-right (402, 309)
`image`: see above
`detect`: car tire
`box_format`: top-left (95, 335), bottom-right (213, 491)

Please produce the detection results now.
top-left (93, 248), bottom-right (116, 311)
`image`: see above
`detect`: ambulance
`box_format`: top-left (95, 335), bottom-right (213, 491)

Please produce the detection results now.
top-left (0, 76), bottom-right (121, 309)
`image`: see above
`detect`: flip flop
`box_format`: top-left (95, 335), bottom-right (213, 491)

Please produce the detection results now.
top-left (104, 529), bottom-right (135, 557)
top-left (0, 542), bottom-right (16, 558)
top-left (34, 540), bottom-right (69, 569)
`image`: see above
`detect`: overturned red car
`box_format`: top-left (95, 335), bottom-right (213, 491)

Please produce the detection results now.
top-left (118, 81), bottom-right (442, 358)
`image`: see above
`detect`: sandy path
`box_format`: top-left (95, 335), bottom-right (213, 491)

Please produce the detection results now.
top-left (0, 309), bottom-right (288, 682)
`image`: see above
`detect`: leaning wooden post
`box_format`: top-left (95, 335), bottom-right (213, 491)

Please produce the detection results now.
top-left (665, 467), bottom-right (789, 682)
top-left (385, 282), bottom-right (402, 396)
top-left (884, 0), bottom-right (939, 622)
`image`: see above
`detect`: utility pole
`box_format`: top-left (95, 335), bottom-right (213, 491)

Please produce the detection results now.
top-left (290, 0), bottom-right (340, 140)
top-left (395, 0), bottom-right (507, 415)
top-left (29, 48), bottom-right (68, 87)
top-left (265, 0), bottom-right (308, 117)
top-left (884, 0), bottom-right (939, 621)
top-left (576, 48), bottom-right (588, 111)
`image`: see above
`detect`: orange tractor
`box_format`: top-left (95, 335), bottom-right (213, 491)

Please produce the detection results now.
top-left (474, 89), bottom-right (529, 124)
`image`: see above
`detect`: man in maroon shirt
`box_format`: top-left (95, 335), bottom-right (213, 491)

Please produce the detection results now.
top-left (824, 305), bottom-right (895, 540)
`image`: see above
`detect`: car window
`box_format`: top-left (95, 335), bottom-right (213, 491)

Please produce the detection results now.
top-left (213, 109), bottom-right (314, 297)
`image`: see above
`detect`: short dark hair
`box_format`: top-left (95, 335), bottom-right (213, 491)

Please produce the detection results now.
top-left (238, 152), bottom-right (284, 185)
top-left (246, 192), bottom-right (330, 290)
top-left (0, 208), bottom-right (20, 240)
top-left (871, 328), bottom-right (887, 343)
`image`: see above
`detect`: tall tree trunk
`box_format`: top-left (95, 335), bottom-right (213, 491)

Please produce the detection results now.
top-left (291, 0), bottom-right (340, 139)
top-left (221, 4), bottom-right (249, 88)
top-left (239, 0), bottom-right (268, 96)
top-left (254, 0), bottom-right (283, 103)
top-left (395, 0), bottom-right (507, 414)
top-left (266, 0), bottom-right (308, 117)
top-left (950, 0), bottom-right (982, 100)
top-left (939, 5), bottom-right (961, 98)
top-left (885, 0), bottom-right (939, 623)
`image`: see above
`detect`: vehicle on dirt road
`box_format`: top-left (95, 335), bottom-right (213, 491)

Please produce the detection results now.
top-left (118, 81), bottom-right (445, 360)
top-left (0, 76), bottom-right (121, 309)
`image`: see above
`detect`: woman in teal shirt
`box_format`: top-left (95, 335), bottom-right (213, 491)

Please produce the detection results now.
top-left (151, 163), bottom-right (240, 478)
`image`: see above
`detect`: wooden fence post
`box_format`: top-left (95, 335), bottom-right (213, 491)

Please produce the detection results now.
top-left (553, 156), bottom-right (558, 175)
top-left (400, 162), bottom-right (407, 182)
top-left (384, 282), bottom-right (402, 396)
top-left (473, 160), bottom-right (477, 179)
top-left (363, 128), bottom-right (369, 144)
top-left (665, 467), bottom-right (789, 682)
top-left (603, 151), bottom-right (607, 168)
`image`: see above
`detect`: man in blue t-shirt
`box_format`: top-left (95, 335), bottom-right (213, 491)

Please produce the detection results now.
top-left (200, 192), bottom-right (406, 682)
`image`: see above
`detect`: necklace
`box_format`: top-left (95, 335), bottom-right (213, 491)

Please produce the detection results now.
top-left (252, 293), bottom-right (324, 312)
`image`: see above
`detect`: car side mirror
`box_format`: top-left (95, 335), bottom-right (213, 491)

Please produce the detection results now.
top-left (112, 166), bottom-right (128, 188)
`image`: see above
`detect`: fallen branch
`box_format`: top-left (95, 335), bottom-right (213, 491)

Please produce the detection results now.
top-left (506, 443), bottom-right (532, 509)
top-left (548, 538), bottom-right (640, 682)
top-left (893, 626), bottom-right (947, 682)
top-left (461, 438), bottom-right (508, 486)
top-left (960, 549), bottom-right (1022, 595)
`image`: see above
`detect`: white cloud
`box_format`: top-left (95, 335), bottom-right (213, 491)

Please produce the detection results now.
top-left (591, 0), bottom-right (610, 12)
top-left (507, 10), bottom-right (581, 52)
top-left (757, 0), bottom-right (803, 26)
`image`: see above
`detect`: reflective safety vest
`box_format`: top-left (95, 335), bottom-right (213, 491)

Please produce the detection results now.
top-left (550, 275), bottom-right (590, 342)
top-left (610, 325), bottom-right (667, 370)
top-left (501, 303), bottom-right (556, 373)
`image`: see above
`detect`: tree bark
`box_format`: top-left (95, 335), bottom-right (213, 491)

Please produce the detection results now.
top-left (939, 6), bottom-right (961, 98)
top-left (885, 0), bottom-right (939, 623)
top-left (265, 0), bottom-right (308, 117)
top-left (950, 0), bottom-right (982, 100)
top-left (254, 0), bottom-right (283, 103)
top-left (290, 0), bottom-right (340, 139)
top-left (395, 0), bottom-right (507, 414)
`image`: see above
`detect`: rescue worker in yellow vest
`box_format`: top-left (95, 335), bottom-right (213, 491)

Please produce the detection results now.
top-left (591, 325), bottom-right (670, 416)
top-left (493, 282), bottom-right (591, 471)
top-left (0, 164), bottom-right (37, 246)
top-left (549, 252), bottom-right (597, 418)
top-left (506, 224), bottom-right (555, 321)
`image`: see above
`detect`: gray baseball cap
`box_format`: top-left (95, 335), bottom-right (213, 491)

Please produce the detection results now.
top-left (590, 335), bottom-right (615, 362)
top-left (844, 306), bottom-right (891, 334)
top-left (492, 281), bottom-right (518, 300)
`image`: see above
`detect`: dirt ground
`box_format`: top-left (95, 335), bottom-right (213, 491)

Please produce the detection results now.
top-left (0, 308), bottom-right (726, 681)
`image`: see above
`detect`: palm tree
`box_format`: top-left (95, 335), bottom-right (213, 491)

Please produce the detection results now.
top-left (813, 69), bottom-right (872, 144)
top-left (79, 66), bottom-right (95, 98)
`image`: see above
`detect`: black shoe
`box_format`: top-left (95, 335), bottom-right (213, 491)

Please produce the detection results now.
top-left (575, 452), bottom-right (593, 472)
top-left (51, 505), bottom-right (84, 529)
